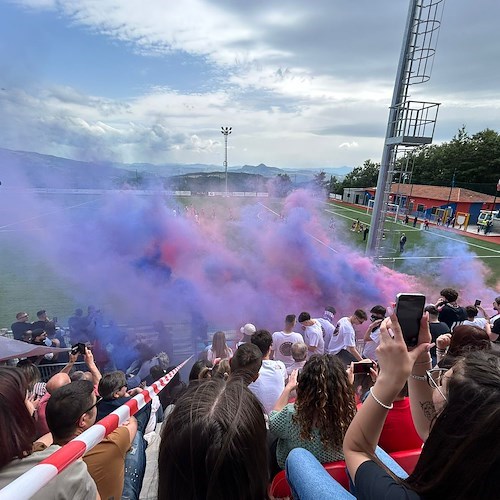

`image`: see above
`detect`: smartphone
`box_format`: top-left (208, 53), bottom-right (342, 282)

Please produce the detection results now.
top-left (474, 299), bottom-right (481, 307)
top-left (395, 293), bottom-right (426, 347)
top-left (352, 360), bottom-right (375, 374)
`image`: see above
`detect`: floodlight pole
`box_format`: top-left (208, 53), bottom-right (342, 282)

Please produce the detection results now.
top-left (221, 126), bottom-right (232, 196)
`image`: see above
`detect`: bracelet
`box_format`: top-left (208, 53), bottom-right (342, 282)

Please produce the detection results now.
top-left (369, 387), bottom-right (394, 410)
top-left (410, 374), bottom-right (427, 381)
top-left (436, 348), bottom-right (446, 353)
top-left (414, 357), bottom-right (432, 365)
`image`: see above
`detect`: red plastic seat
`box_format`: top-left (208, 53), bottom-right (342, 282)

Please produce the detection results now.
top-left (389, 448), bottom-right (422, 475)
top-left (269, 460), bottom-right (349, 498)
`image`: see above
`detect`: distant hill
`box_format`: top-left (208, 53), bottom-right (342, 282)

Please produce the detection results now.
top-left (0, 147), bottom-right (353, 188)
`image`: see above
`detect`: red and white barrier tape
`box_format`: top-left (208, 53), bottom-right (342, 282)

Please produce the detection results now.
top-left (0, 357), bottom-right (192, 500)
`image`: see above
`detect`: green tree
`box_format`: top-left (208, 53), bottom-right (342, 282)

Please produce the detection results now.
top-left (342, 159), bottom-right (380, 188)
top-left (313, 171), bottom-right (329, 191)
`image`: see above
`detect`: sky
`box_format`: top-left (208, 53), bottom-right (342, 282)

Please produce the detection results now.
top-left (0, 0), bottom-right (499, 170)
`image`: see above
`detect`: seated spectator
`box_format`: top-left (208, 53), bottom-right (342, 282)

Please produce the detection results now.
top-left (269, 354), bottom-right (356, 469)
top-left (11, 312), bottom-right (33, 342)
top-left (16, 359), bottom-right (46, 399)
top-left (271, 314), bottom-right (304, 368)
top-left (436, 324), bottom-right (491, 367)
top-left (158, 378), bottom-right (268, 500)
top-left (0, 367), bottom-right (97, 499)
top-left (28, 328), bottom-right (59, 363)
top-left (188, 359), bottom-right (213, 383)
top-left (97, 371), bottom-right (152, 498)
top-left (342, 312), bottom-right (500, 499)
top-left (150, 365), bottom-right (186, 410)
top-left (236, 323), bottom-right (256, 348)
top-left (34, 372), bottom-right (71, 439)
top-left (462, 305), bottom-right (492, 336)
top-left (248, 330), bottom-right (287, 414)
top-left (206, 330), bottom-right (233, 362)
top-left (47, 380), bottom-right (136, 500)
top-left (229, 342), bottom-right (262, 386)
top-left (286, 342), bottom-right (308, 377)
top-left (126, 343), bottom-right (160, 389)
top-left (298, 311), bottom-right (325, 357)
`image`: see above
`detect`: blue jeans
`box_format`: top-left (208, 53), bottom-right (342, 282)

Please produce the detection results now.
top-left (121, 430), bottom-right (147, 500)
top-left (285, 447), bottom-right (408, 500)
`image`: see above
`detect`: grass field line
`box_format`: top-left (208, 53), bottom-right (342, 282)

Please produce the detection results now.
top-left (258, 202), bottom-right (338, 253)
top-left (323, 203), bottom-right (500, 255)
top-left (0, 199), bottom-right (99, 231)
top-left (378, 255), bottom-right (500, 260)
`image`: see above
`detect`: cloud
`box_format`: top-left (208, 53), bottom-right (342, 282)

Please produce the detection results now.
top-left (338, 142), bottom-right (359, 149)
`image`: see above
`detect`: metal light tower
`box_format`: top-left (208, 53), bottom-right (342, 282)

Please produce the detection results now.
top-left (221, 126), bottom-right (232, 196)
top-left (366, 0), bottom-right (444, 258)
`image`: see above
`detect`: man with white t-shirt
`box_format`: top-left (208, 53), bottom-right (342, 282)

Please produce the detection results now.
top-left (316, 306), bottom-right (336, 352)
top-left (329, 309), bottom-right (367, 365)
top-left (361, 305), bottom-right (386, 361)
top-left (248, 330), bottom-right (287, 414)
top-left (297, 311), bottom-right (324, 358)
top-left (271, 314), bottom-right (304, 368)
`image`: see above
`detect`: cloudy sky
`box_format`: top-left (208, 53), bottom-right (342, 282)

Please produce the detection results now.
top-left (0, 0), bottom-right (498, 170)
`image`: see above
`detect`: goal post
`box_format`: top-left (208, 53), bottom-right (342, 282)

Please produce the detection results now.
top-left (366, 199), bottom-right (400, 222)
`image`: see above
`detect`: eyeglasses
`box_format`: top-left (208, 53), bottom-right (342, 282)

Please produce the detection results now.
top-left (425, 368), bottom-right (448, 401)
top-left (81, 396), bottom-right (102, 417)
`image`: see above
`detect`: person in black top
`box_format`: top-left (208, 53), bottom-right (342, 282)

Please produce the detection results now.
top-left (424, 304), bottom-right (450, 365)
top-left (436, 287), bottom-right (467, 330)
top-left (11, 311), bottom-right (33, 341)
top-left (341, 311), bottom-right (500, 500)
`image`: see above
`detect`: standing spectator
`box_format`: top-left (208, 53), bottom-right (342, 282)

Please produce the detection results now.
top-left (236, 323), bottom-right (256, 348)
top-left (424, 304), bottom-right (450, 365)
top-left (206, 331), bottom-right (233, 363)
top-left (316, 306), bottom-right (336, 354)
top-left (363, 226), bottom-right (369, 241)
top-left (362, 305), bottom-right (387, 361)
top-left (489, 296), bottom-right (500, 342)
top-left (31, 310), bottom-right (57, 339)
top-left (249, 330), bottom-right (287, 414)
top-left (436, 287), bottom-right (467, 330)
top-left (412, 215), bottom-right (418, 227)
top-left (424, 219), bottom-right (429, 230)
top-left (399, 233), bottom-right (407, 252)
top-left (68, 308), bottom-right (86, 343)
top-left (404, 214), bottom-right (409, 224)
top-left (298, 312), bottom-right (324, 357)
top-left (462, 305), bottom-right (492, 335)
top-left (272, 314), bottom-right (304, 368)
top-left (11, 312), bottom-right (33, 341)
top-left (329, 309), bottom-right (367, 365)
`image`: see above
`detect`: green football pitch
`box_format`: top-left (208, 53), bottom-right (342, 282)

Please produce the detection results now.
top-left (1, 194), bottom-right (498, 329)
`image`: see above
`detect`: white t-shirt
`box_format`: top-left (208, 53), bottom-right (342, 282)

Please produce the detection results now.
top-left (328, 317), bottom-right (356, 355)
top-left (362, 327), bottom-right (380, 360)
top-left (462, 318), bottom-right (488, 330)
top-left (272, 330), bottom-right (304, 367)
top-left (302, 320), bottom-right (324, 357)
top-left (316, 317), bottom-right (335, 351)
top-left (286, 359), bottom-right (306, 377)
top-left (248, 359), bottom-right (287, 414)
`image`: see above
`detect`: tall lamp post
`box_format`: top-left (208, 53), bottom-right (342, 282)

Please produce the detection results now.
top-left (221, 126), bottom-right (232, 196)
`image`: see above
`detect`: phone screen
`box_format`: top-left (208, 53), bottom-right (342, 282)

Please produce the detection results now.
top-left (474, 300), bottom-right (481, 307)
top-left (395, 293), bottom-right (426, 347)
top-left (352, 361), bottom-right (374, 374)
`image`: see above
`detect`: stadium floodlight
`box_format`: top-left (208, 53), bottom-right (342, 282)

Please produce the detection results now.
top-left (221, 126), bottom-right (232, 196)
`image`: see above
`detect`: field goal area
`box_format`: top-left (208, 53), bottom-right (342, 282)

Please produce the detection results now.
top-left (366, 199), bottom-right (400, 222)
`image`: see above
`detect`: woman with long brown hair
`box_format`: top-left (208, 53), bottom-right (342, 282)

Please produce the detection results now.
top-left (269, 354), bottom-right (356, 469)
top-left (207, 331), bottom-right (233, 362)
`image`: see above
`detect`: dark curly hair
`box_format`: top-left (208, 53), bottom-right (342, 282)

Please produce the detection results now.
top-left (293, 354), bottom-right (356, 449)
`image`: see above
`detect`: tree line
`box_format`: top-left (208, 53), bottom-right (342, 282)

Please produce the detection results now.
top-left (327, 127), bottom-right (500, 196)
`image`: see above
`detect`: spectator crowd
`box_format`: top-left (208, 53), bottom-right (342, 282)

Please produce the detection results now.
top-left (0, 289), bottom-right (499, 499)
